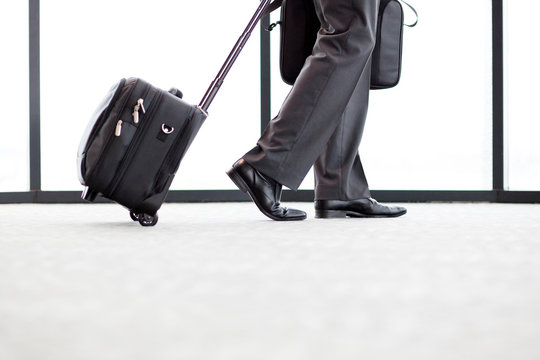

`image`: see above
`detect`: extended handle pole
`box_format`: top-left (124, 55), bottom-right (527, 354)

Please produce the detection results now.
top-left (199, 0), bottom-right (272, 113)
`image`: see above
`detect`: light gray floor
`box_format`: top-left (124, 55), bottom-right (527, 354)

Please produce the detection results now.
top-left (1, 202), bottom-right (539, 360)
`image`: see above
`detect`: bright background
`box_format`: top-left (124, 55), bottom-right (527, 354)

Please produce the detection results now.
top-left (0, 0), bottom-right (536, 193)
top-left (40, 0), bottom-right (261, 191)
top-left (504, 0), bottom-right (540, 190)
top-left (271, 0), bottom-right (493, 191)
top-left (0, 1), bottom-right (29, 191)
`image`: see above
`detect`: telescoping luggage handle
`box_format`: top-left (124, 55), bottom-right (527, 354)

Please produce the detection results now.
top-left (199, 0), bottom-right (276, 113)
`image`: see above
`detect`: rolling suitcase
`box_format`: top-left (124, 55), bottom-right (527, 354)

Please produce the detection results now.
top-left (77, 0), bottom-right (275, 226)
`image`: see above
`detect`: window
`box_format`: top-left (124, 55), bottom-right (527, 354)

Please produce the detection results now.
top-left (270, 0), bottom-right (493, 191)
top-left (41, 0), bottom-right (261, 191)
top-left (0, 1), bottom-right (29, 191)
top-left (505, 0), bottom-right (540, 190)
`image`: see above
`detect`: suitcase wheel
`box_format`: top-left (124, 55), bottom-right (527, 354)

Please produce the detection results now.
top-left (129, 211), bottom-right (159, 227)
top-left (129, 211), bottom-right (140, 222)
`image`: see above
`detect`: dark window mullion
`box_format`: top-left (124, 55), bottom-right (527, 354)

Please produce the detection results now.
top-left (492, 0), bottom-right (504, 192)
top-left (29, 0), bottom-right (41, 192)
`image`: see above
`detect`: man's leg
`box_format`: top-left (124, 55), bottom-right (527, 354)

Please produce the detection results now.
top-left (242, 0), bottom-right (380, 190)
top-left (314, 57), bottom-right (372, 201)
top-left (313, 59), bottom-right (407, 218)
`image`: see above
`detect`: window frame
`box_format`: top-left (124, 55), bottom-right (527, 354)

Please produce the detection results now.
top-left (3, 0), bottom-right (540, 204)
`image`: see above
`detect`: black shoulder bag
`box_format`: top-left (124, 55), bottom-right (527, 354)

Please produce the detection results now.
top-left (265, 0), bottom-right (418, 90)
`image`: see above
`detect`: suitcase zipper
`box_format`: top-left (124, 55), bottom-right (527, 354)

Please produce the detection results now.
top-left (107, 91), bottom-right (165, 196)
top-left (84, 78), bottom-right (127, 155)
top-left (98, 85), bottom-right (152, 159)
top-left (132, 98), bottom-right (146, 124)
top-left (115, 120), bottom-right (123, 137)
top-left (100, 85), bottom-right (152, 185)
top-left (86, 79), bottom-right (141, 182)
top-left (116, 91), bottom-right (150, 135)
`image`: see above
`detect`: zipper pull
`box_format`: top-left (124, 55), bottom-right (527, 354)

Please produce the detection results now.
top-left (138, 98), bottom-right (146, 113)
top-left (115, 120), bottom-right (123, 137)
top-left (132, 98), bottom-right (145, 124)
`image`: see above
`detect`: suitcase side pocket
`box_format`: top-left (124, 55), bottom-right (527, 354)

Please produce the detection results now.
top-left (77, 78), bottom-right (127, 184)
top-left (151, 108), bottom-right (207, 195)
top-left (79, 78), bottom-right (141, 185)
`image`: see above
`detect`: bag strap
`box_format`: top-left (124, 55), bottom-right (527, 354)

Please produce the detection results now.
top-left (262, 0), bottom-right (418, 31)
top-left (399, 0), bottom-right (419, 27)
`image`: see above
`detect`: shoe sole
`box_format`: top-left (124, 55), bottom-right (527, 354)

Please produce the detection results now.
top-left (315, 209), bottom-right (407, 219)
top-left (226, 168), bottom-right (306, 221)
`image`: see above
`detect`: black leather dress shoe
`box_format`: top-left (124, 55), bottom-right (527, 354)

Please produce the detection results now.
top-left (315, 198), bottom-right (407, 218)
top-left (227, 159), bottom-right (307, 221)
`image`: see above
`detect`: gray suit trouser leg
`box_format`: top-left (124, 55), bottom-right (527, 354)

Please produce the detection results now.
top-left (243, 0), bottom-right (379, 200)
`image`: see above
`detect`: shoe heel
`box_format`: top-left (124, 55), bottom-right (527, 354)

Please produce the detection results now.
top-left (226, 168), bottom-right (248, 193)
top-left (315, 210), bottom-right (347, 219)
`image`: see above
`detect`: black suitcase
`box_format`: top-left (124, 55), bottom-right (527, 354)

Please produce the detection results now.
top-left (77, 0), bottom-right (274, 226)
